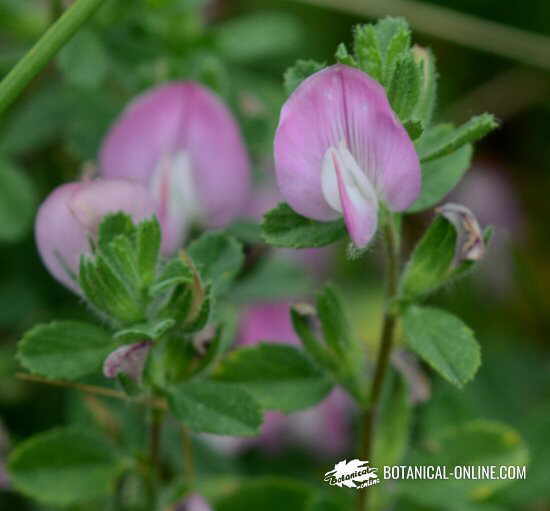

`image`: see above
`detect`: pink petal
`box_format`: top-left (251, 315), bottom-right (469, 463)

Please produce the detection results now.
top-left (103, 341), bottom-right (152, 382)
top-left (237, 303), bottom-right (299, 347)
top-left (175, 494), bottom-right (212, 511)
top-left (274, 64), bottom-right (420, 219)
top-left (35, 179), bottom-right (156, 294)
top-left (323, 142), bottom-right (378, 248)
top-left (99, 82), bottom-right (250, 238)
top-left (69, 179), bottom-right (156, 233)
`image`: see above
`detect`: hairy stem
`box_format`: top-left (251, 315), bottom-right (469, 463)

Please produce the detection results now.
top-left (0, 0), bottom-right (108, 116)
top-left (16, 372), bottom-right (167, 409)
top-left (358, 216), bottom-right (400, 511)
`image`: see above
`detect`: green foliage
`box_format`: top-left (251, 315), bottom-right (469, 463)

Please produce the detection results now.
top-left (291, 286), bottom-right (367, 403)
top-left (408, 140), bottom-right (473, 212)
top-left (284, 59), bottom-right (326, 95)
top-left (7, 428), bottom-right (122, 506)
top-left (419, 114), bottom-right (498, 162)
top-left (353, 17), bottom-right (411, 87)
top-left (17, 321), bottom-right (116, 380)
top-left (213, 343), bottom-right (332, 413)
top-left (403, 306), bottom-right (481, 387)
top-left (399, 421), bottom-right (528, 507)
top-left (373, 371), bottom-right (412, 467)
top-left (232, 257), bottom-right (312, 302)
top-left (167, 380), bottom-right (262, 436)
top-left (114, 318), bottom-right (176, 342)
top-left (57, 29), bottom-right (109, 90)
top-left (412, 47), bottom-right (438, 126)
top-left (388, 52), bottom-right (421, 122)
top-left (79, 214), bottom-right (162, 324)
top-left (0, 157), bottom-right (36, 242)
top-left (262, 203), bottom-right (346, 248)
top-left (215, 477), bottom-right (314, 511)
top-left (217, 11), bottom-right (303, 64)
top-left (188, 231), bottom-right (244, 298)
top-left (400, 216), bottom-right (457, 302)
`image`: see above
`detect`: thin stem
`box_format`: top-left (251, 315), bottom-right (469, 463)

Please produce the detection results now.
top-left (357, 216), bottom-right (400, 511)
top-left (146, 406), bottom-right (164, 507)
top-left (0, 0), bottom-right (108, 116)
top-left (180, 425), bottom-right (196, 483)
top-left (16, 372), bottom-right (167, 409)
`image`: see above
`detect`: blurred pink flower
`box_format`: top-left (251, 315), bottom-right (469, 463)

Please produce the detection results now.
top-left (175, 493), bottom-right (212, 511)
top-left (274, 64), bottom-right (420, 248)
top-left (99, 82), bottom-right (251, 254)
top-left (103, 341), bottom-right (152, 382)
top-left (35, 179), bottom-right (156, 293)
top-left (206, 302), bottom-right (354, 457)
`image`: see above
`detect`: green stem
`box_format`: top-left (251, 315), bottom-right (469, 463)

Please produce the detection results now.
top-left (180, 425), bottom-right (196, 484)
top-left (0, 0), bottom-right (107, 116)
top-left (147, 406), bottom-right (164, 506)
top-left (358, 215), bottom-right (400, 511)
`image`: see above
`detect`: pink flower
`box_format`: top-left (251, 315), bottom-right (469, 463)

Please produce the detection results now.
top-left (103, 341), bottom-right (152, 382)
top-left (274, 64), bottom-right (420, 248)
top-left (175, 493), bottom-right (212, 511)
top-left (35, 179), bottom-right (156, 293)
top-left (235, 302), bottom-right (354, 456)
top-left (99, 82), bottom-right (251, 255)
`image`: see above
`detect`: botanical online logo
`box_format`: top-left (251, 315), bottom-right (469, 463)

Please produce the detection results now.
top-left (324, 459), bottom-right (380, 489)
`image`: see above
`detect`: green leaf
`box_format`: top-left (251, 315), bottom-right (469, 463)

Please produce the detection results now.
top-left (97, 212), bottom-right (135, 251)
top-left (290, 305), bottom-right (337, 373)
top-left (114, 318), bottom-right (176, 342)
top-left (399, 216), bottom-right (457, 301)
top-left (79, 253), bottom-right (145, 324)
top-left (233, 257), bottom-right (312, 302)
top-left (316, 285), bottom-right (351, 357)
top-left (215, 477), bottom-right (313, 511)
top-left (284, 59), bottom-right (325, 95)
top-left (399, 421), bottom-right (528, 506)
top-left (18, 321), bottom-right (116, 380)
top-left (335, 43), bottom-right (357, 67)
top-left (213, 343), bottom-right (332, 413)
top-left (413, 46), bottom-right (438, 126)
top-left (408, 143), bottom-right (472, 213)
top-left (217, 12), bottom-right (303, 64)
top-left (404, 119), bottom-right (424, 141)
top-left (57, 30), bottom-right (109, 90)
top-left (403, 306), bottom-right (480, 387)
top-left (8, 428), bottom-right (121, 506)
top-left (150, 258), bottom-right (193, 297)
top-left (262, 203), bottom-right (346, 248)
top-left (353, 17), bottom-right (411, 85)
top-left (388, 52), bottom-right (421, 121)
top-left (0, 158), bottom-right (36, 242)
top-left (168, 380), bottom-right (262, 436)
top-left (419, 114), bottom-right (498, 162)
top-left (188, 232), bottom-right (244, 297)
top-left (136, 216), bottom-right (161, 287)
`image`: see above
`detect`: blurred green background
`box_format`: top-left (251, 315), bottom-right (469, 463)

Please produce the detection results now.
top-left (1, 0), bottom-right (549, 509)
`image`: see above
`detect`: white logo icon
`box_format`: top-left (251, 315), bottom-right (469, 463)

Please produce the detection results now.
top-left (324, 459), bottom-right (380, 489)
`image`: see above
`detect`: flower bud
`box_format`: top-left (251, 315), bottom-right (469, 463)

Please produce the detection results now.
top-left (437, 202), bottom-right (485, 263)
top-left (103, 341), bottom-right (152, 382)
top-left (99, 82), bottom-right (251, 255)
top-left (35, 179), bottom-right (156, 293)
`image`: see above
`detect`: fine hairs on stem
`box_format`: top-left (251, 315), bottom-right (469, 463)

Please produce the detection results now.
top-left (357, 215), bottom-right (400, 511)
